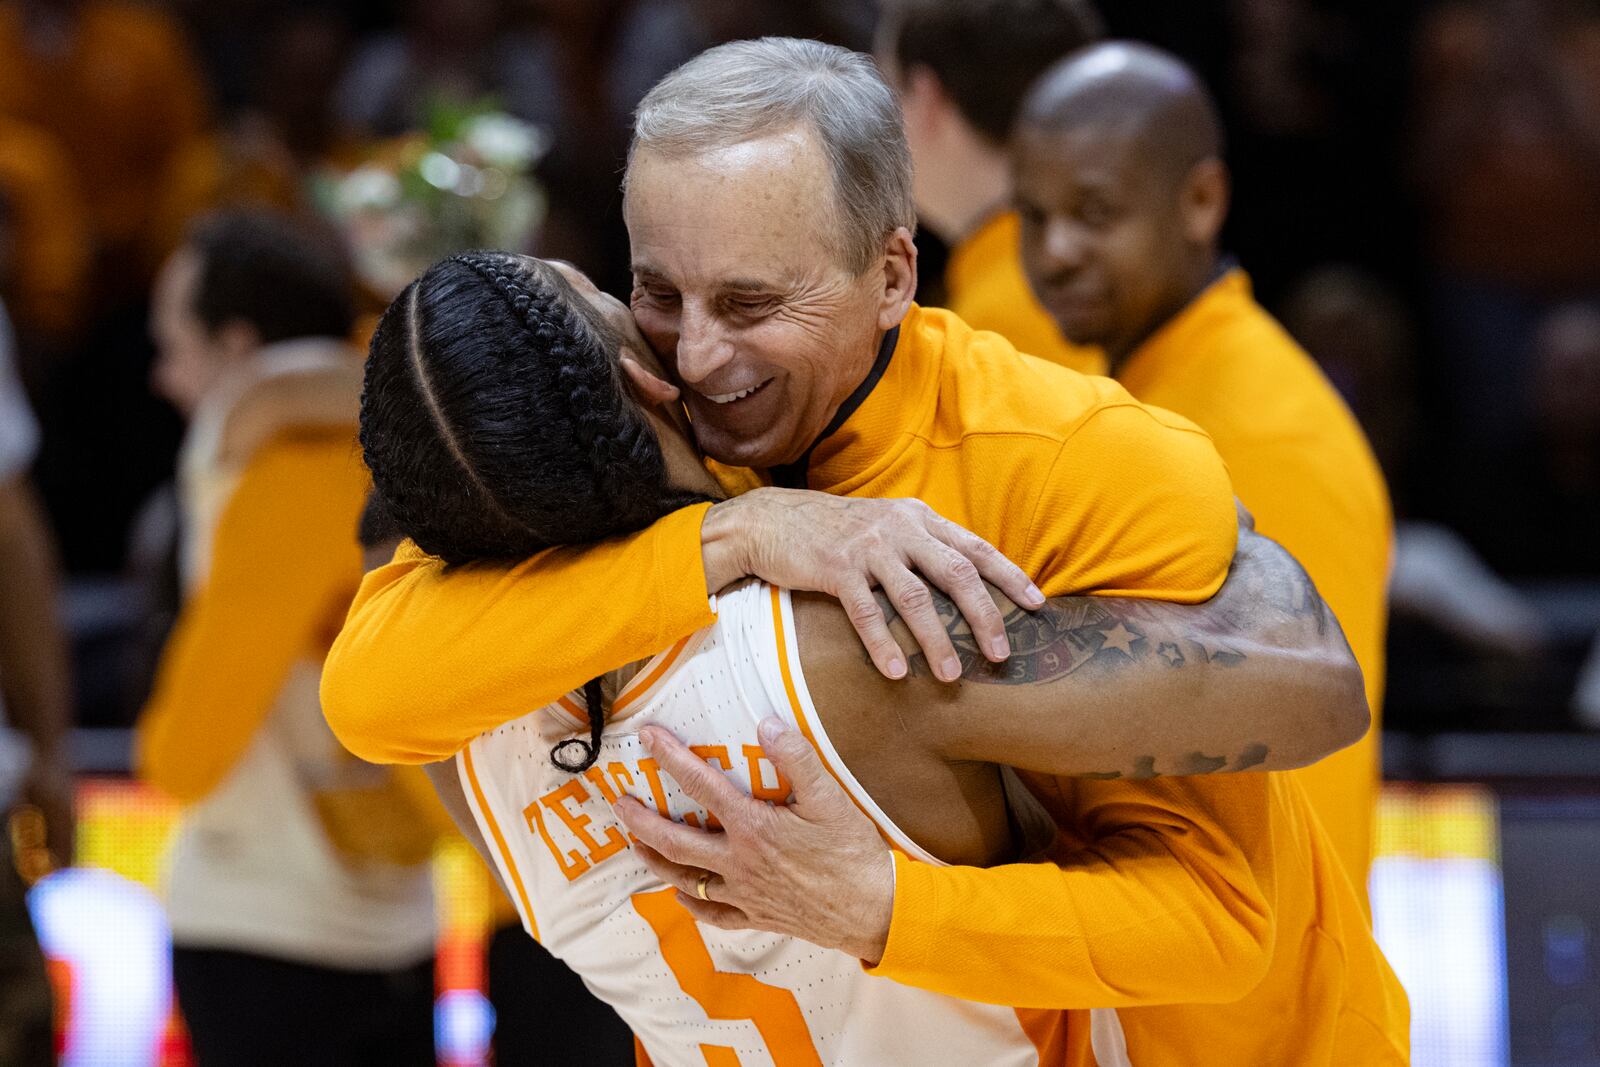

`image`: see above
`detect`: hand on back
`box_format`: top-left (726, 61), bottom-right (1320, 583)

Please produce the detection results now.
top-left (700, 488), bottom-right (1044, 683)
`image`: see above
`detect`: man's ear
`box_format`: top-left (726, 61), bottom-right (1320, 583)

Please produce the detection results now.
top-left (621, 350), bottom-right (681, 406)
top-left (875, 227), bottom-right (919, 331)
top-left (1181, 158), bottom-right (1230, 247)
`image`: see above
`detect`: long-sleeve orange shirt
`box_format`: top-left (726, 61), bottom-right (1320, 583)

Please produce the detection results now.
top-left (323, 304), bottom-right (1408, 1062)
top-left (1117, 268), bottom-right (1393, 897)
top-left (137, 429), bottom-right (369, 803)
top-left (944, 210), bottom-right (1106, 376)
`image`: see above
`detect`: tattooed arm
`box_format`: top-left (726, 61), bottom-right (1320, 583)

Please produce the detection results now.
top-left (795, 519), bottom-right (1368, 780)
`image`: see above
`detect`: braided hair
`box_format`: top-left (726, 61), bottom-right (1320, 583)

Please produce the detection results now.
top-left (361, 252), bottom-right (716, 771)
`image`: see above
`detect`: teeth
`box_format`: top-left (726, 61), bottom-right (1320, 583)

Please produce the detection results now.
top-left (705, 383), bottom-right (761, 404)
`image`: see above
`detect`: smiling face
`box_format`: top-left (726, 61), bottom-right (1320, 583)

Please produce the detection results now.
top-left (542, 258), bottom-right (722, 500)
top-left (624, 125), bottom-right (915, 469)
top-left (1014, 119), bottom-right (1225, 367)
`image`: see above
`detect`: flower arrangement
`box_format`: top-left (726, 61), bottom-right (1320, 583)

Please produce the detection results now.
top-left (316, 99), bottom-right (549, 298)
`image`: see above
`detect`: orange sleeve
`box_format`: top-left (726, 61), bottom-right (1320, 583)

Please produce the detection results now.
top-left (1020, 402), bottom-right (1238, 602)
top-left (320, 503), bottom-right (717, 765)
top-left (135, 435), bottom-right (366, 803)
top-left (867, 400), bottom-right (1257, 1007)
top-left (869, 775), bottom-right (1278, 1008)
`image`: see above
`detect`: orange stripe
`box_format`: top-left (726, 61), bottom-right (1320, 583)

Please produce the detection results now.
top-left (768, 587), bottom-right (903, 854)
top-left (461, 746), bottom-right (539, 941)
top-left (556, 694), bottom-right (587, 723)
top-left (614, 633), bottom-right (695, 714)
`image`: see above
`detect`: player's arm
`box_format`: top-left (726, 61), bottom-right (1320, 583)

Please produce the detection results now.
top-left (323, 492), bottom-right (1040, 765)
top-left (421, 761), bottom-right (500, 880)
top-left (799, 513), bottom-right (1368, 779)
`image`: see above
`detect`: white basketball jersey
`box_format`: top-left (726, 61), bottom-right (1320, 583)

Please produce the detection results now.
top-left (458, 580), bottom-right (1055, 1067)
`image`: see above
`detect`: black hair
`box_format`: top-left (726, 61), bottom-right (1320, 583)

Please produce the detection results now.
top-left (187, 209), bottom-right (355, 344)
top-left (356, 490), bottom-right (402, 552)
top-left (884, 0), bottom-right (1104, 145)
top-left (360, 251), bottom-right (717, 771)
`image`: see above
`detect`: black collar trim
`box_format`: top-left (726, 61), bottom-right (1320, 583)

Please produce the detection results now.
top-left (771, 326), bottom-right (900, 490)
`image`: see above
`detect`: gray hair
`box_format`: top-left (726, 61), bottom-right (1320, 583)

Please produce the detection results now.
top-left (628, 37), bottom-right (916, 274)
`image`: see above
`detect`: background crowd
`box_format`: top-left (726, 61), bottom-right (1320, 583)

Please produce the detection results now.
top-left (0, 0), bottom-right (1593, 741)
top-left (0, 0), bottom-right (1595, 1061)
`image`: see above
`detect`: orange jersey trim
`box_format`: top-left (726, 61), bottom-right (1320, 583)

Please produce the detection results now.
top-left (552, 631), bottom-right (699, 727)
top-left (461, 745), bottom-right (539, 941)
top-left (767, 586), bottom-right (907, 858)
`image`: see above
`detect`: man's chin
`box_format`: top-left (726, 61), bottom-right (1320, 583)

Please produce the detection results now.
top-left (694, 423), bottom-right (799, 473)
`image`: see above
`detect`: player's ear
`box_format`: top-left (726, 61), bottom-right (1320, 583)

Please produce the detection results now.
top-left (1181, 158), bottom-right (1230, 247)
top-left (621, 350), bottom-right (680, 408)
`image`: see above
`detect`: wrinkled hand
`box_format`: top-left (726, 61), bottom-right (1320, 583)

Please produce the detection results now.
top-left (702, 489), bottom-right (1043, 682)
top-left (614, 718), bottom-right (896, 963)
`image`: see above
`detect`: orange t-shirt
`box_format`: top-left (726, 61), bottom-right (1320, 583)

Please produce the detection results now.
top-left (1117, 268), bottom-right (1393, 898)
top-left (944, 210), bottom-right (1106, 376)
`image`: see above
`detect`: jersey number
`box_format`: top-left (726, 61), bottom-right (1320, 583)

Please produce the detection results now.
top-left (632, 889), bottom-right (823, 1067)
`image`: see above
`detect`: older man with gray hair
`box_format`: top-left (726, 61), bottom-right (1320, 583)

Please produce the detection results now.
top-left (326, 37), bottom-right (1402, 1064)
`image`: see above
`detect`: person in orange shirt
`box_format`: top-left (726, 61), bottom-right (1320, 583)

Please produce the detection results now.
top-left (875, 0), bottom-right (1105, 375)
top-left (1014, 42), bottom-right (1394, 899)
top-left (0, 117), bottom-right (90, 355)
top-left (327, 40), bottom-right (1406, 1063)
top-left (136, 211), bottom-right (439, 1065)
top-left (364, 251), bottom-right (1388, 1066)
top-left (0, 0), bottom-right (209, 292)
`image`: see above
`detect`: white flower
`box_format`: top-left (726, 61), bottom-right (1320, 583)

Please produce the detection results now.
top-left (462, 113), bottom-right (548, 171)
top-left (338, 166), bottom-right (402, 212)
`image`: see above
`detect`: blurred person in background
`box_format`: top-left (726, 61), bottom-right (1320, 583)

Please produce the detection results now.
top-left (335, 0), bottom-right (550, 137)
top-left (1283, 266), bottom-right (1552, 662)
top-left (135, 211), bottom-right (440, 1066)
top-left (0, 118), bottom-right (90, 375)
top-left (1410, 0), bottom-right (1600, 467)
top-left (0, 278), bottom-right (72, 1067)
top-left (876, 0), bottom-right (1106, 375)
top-left (1015, 43), bottom-right (1395, 901)
top-left (1469, 302), bottom-right (1600, 579)
top-left (0, 0), bottom-right (210, 296)
top-left (151, 7), bottom-right (364, 263)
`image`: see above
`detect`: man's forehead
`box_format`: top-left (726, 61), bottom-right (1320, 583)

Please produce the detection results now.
top-left (1017, 120), bottom-right (1148, 189)
top-left (626, 143), bottom-right (847, 286)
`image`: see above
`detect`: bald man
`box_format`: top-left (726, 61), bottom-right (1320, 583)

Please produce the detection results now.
top-left (876, 0), bottom-right (1105, 374)
top-left (1015, 42), bottom-right (1394, 902)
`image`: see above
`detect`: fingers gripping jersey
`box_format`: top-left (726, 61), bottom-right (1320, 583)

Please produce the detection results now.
top-left (458, 581), bottom-right (1051, 1067)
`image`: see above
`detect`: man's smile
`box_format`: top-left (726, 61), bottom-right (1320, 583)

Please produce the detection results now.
top-left (700, 378), bottom-right (775, 405)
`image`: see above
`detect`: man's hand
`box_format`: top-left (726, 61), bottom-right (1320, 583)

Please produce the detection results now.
top-left (700, 489), bottom-right (1044, 682)
top-left (613, 718), bottom-right (896, 964)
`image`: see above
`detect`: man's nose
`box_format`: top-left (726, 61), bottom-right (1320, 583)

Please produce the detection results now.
top-left (673, 304), bottom-right (737, 385)
top-left (1042, 217), bottom-right (1091, 274)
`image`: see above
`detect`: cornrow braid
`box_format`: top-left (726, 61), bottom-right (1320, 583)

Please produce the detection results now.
top-left (360, 251), bottom-right (721, 775)
top-left (447, 252), bottom-right (644, 513)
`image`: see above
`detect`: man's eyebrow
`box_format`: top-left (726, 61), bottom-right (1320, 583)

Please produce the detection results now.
top-left (720, 278), bottom-right (782, 294)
